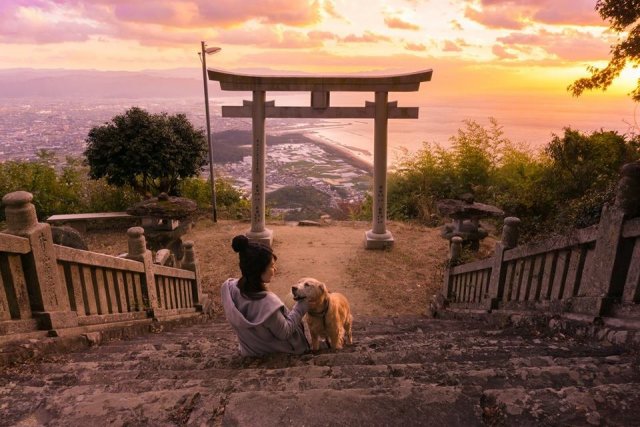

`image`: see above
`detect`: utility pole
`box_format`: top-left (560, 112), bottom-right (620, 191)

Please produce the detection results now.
top-left (200, 41), bottom-right (221, 222)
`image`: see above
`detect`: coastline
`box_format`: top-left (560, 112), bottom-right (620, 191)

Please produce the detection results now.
top-left (301, 131), bottom-right (373, 174)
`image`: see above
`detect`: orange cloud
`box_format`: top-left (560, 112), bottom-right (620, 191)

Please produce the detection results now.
top-left (323, 0), bottom-right (344, 20)
top-left (384, 16), bottom-right (421, 31)
top-left (464, 5), bottom-right (525, 30)
top-left (442, 40), bottom-right (462, 52)
top-left (492, 44), bottom-right (518, 60)
top-left (308, 30), bottom-right (338, 41)
top-left (405, 42), bottom-right (427, 51)
top-left (342, 31), bottom-right (391, 43)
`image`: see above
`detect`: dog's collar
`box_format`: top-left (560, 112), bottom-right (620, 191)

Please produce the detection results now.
top-left (307, 298), bottom-right (330, 318)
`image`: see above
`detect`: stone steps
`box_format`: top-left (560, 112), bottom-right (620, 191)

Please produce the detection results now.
top-left (223, 385), bottom-right (481, 427)
top-left (1, 316), bottom-right (639, 426)
top-left (482, 383), bottom-right (640, 426)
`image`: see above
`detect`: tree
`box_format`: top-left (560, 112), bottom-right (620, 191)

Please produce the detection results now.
top-left (568, 0), bottom-right (640, 101)
top-left (84, 107), bottom-right (207, 195)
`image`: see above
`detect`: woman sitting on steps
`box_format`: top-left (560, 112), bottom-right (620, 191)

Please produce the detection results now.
top-left (220, 235), bottom-right (310, 357)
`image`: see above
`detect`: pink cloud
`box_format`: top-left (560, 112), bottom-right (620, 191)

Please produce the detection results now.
top-left (0, 0), bottom-right (323, 47)
top-left (492, 44), bottom-right (518, 60)
top-left (466, 0), bottom-right (604, 29)
top-left (0, 1), bottom-right (107, 44)
top-left (342, 31), bottom-right (391, 43)
top-left (464, 5), bottom-right (525, 30)
top-left (198, 0), bottom-right (322, 27)
top-left (218, 27), bottom-right (323, 49)
top-left (498, 29), bottom-right (612, 61)
top-left (113, 3), bottom-right (182, 24)
top-left (308, 31), bottom-right (338, 41)
top-left (384, 16), bottom-right (421, 31)
top-left (405, 42), bottom-right (427, 51)
top-left (442, 40), bottom-right (463, 52)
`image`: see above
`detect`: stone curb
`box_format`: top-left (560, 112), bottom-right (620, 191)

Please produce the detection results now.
top-left (0, 314), bottom-right (208, 368)
top-left (439, 308), bottom-right (640, 348)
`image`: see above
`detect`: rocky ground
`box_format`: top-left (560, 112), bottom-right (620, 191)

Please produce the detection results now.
top-left (2, 315), bottom-right (639, 426)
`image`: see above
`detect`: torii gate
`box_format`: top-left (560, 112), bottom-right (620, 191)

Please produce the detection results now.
top-left (208, 69), bottom-right (433, 249)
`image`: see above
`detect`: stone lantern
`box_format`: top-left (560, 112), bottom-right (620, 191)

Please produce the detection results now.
top-left (127, 193), bottom-right (197, 260)
top-left (437, 194), bottom-right (504, 250)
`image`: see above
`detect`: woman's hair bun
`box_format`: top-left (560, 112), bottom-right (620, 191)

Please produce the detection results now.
top-left (231, 235), bottom-right (250, 253)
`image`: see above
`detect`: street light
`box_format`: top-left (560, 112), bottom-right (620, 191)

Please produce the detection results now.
top-left (199, 41), bottom-right (221, 222)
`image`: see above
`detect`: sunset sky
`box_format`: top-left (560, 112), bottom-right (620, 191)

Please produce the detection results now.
top-left (1, 0), bottom-right (638, 101)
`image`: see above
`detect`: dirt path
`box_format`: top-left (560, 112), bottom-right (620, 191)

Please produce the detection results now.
top-left (86, 219), bottom-right (497, 317)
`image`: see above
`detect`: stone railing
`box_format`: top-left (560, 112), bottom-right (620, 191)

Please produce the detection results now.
top-left (442, 161), bottom-right (640, 319)
top-left (0, 191), bottom-right (203, 340)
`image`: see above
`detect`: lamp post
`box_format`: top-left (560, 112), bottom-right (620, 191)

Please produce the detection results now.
top-left (200, 42), bottom-right (221, 222)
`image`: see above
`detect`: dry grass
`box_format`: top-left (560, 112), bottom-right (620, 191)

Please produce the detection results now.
top-left (82, 219), bottom-right (497, 317)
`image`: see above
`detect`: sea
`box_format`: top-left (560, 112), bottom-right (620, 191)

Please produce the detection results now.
top-left (216, 91), bottom-right (639, 166)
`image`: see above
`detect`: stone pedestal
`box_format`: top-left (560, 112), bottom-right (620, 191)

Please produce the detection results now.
top-left (364, 229), bottom-right (394, 250)
top-left (247, 229), bottom-right (274, 247)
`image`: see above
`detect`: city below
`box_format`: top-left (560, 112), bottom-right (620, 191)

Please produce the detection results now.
top-left (0, 98), bottom-right (373, 210)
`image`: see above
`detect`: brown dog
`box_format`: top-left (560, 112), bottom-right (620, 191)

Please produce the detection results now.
top-left (291, 277), bottom-right (352, 351)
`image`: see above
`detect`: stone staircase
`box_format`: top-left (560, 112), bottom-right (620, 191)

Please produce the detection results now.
top-left (2, 316), bottom-right (639, 426)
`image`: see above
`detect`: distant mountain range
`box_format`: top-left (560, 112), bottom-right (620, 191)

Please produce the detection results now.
top-left (0, 67), bottom-right (412, 99)
top-left (0, 68), bottom-right (220, 99)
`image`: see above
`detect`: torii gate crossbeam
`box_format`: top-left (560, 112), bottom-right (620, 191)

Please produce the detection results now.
top-left (208, 68), bottom-right (433, 249)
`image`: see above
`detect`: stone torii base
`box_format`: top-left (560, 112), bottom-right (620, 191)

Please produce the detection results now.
top-left (209, 68), bottom-right (433, 249)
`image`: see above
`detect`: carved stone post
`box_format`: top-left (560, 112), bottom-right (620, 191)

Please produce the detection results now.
top-left (450, 236), bottom-right (463, 263)
top-left (483, 216), bottom-right (521, 310)
top-left (501, 217), bottom-right (521, 249)
top-left (614, 161), bottom-right (640, 217)
top-left (441, 236), bottom-right (463, 303)
top-left (576, 161), bottom-right (640, 315)
top-left (125, 227), bottom-right (159, 314)
top-left (2, 191), bottom-right (78, 331)
top-left (181, 241), bottom-right (203, 310)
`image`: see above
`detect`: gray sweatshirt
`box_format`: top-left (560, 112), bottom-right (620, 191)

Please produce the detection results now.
top-left (220, 278), bottom-right (310, 357)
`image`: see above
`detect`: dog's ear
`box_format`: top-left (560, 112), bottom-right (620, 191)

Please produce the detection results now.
top-left (319, 282), bottom-right (327, 293)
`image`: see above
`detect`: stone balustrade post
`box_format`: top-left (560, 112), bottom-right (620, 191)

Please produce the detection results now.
top-left (441, 236), bottom-right (463, 302)
top-left (125, 227), bottom-right (159, 314)
top-left (441, 236), bottom-right (464, 303)
top-left (181, 241), bottom-right (203, 310)
top-left (575, 161), bottom-right (640, 315)
top-left (449, 236), bottom-right (463, 263)
top-left (614, 161), bottom-right (640, 218)
top-left (482, 216), bottom-right (520, 310)
top-left (2, 191), bottom-right (78, 332)
top-left (501, 217), bottom-right (521, 249)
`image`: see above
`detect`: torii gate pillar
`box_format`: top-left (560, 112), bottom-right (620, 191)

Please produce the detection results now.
top-left (246, 90), bottom-right (273, 246)
top-left (365, 91), bottom-right (393, 249)
top-left (209, 68), bottom-right (432, 249)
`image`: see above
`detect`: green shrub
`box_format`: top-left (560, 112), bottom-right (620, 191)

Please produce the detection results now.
top-left (0, 157), bottom-right (141, 220)
top-left (385, 120), bottom-right (640, 240)
top-left (179, 176), bottom-right (250, 219)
